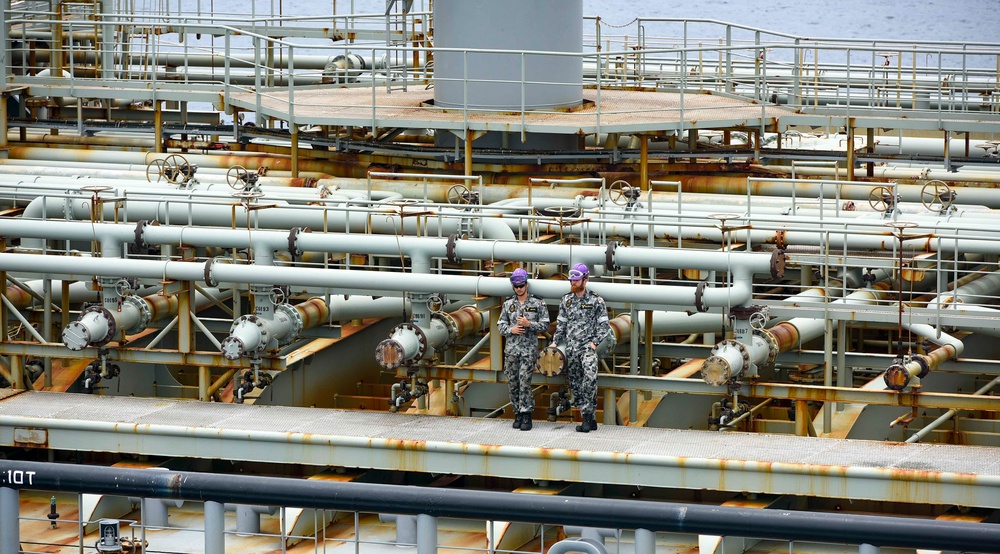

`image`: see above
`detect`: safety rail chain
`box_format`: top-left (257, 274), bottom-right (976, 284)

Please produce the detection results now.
top-left (3, 13), bottom-right (999, 130)
top-left (1, 460), bottom-right (999, 553)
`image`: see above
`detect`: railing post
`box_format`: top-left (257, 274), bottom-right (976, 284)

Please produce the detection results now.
top-left (634, 528), bottom-right (655, 554)
top-left (204, 500), bottom-right (225, 554)
top-left (0, 486), bottom-right (19, 554)
top-left (417, 513), bottom-right (437, 554)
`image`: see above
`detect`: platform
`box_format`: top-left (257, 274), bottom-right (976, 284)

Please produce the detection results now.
top-left (1, 390), bottom-right (997, 509)
top-left (228, 86), bottom-right (791, 135)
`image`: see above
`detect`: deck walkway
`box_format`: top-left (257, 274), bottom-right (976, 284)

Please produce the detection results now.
top-left (1, 389), bottom-right (997, 509)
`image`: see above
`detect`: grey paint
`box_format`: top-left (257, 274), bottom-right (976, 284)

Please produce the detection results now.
top-left (433, 0), bottom-right (582, 110)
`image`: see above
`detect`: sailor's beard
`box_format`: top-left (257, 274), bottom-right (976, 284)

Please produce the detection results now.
top-left (570, 281), bottom-right (585, 294)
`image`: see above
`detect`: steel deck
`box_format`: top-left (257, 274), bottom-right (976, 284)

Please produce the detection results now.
top-left (1, 390), bottom-right (997, 509)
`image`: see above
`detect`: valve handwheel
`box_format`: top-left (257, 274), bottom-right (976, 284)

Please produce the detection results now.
top-left (227, 165), bottom-right (251, 189)
top-left (868, 186), bottom-right (895, 213)
top-left (145, 159), bottom-right (167, 183)
top-left (446, 184), bottom-right (471, 205)
top-left (607, 179), bottom-right (633, 206)
top-left (749, 311), bottom-right (768, 331)
top-left (163, 154), bottom-right (192, 184)
top-left (920, 180), bottom-right (954, 212)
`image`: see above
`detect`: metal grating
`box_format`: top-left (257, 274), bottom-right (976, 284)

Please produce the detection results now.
top-left (3, 391), bottom-right (997, 479)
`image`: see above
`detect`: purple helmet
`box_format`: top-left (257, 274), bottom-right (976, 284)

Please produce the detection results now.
top-left (568, 263), bottom-right (589, 281)
top-left (510, 268), bottom-right (529, 286)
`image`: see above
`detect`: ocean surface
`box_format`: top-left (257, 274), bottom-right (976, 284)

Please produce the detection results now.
top-left (173, 0), bottom-right (1000, 44)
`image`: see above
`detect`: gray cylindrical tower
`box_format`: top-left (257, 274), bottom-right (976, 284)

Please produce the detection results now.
top-left (433, 0), bottom-right (583, 111)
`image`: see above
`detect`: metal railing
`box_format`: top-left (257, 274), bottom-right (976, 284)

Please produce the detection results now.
top-left (3, 8), bottom-right (999, 135)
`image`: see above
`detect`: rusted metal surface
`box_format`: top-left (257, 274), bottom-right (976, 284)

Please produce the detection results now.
top-left (1, 392), bottom-right (998, 509)
top-left (449, 306), bottom-right (485, 337)
top-left (294, 297), bottom-right (331, 329)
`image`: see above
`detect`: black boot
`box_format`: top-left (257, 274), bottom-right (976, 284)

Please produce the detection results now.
top-left (575, 411), bottom-right (595, 433)
top-left (519, 413), bottom-right (533, 431)
top-left (589, 414), bottom-right (598, 432)
top-left (512, 413), bottom-right (524, 429)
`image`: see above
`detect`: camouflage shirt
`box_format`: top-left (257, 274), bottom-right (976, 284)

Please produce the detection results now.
top-left (552, 289), bottom-right (611, 349)
top-left (497, 294), bottom-right (550, 354)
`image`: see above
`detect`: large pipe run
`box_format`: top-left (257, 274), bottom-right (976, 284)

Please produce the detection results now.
top-left (1, 461), bottom-right (998, 552)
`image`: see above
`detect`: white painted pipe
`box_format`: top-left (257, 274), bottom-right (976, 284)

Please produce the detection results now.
top-left (0, 253), bottom-right (754, 309)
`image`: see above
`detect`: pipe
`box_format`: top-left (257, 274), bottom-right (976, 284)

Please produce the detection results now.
top-left (3, 460), bottom-right (999, 552)
top-left (379, 514), bottom-right (417, 546)
top-left (548, 538), bottom-right (608, 554)
top-left (375, 307), bottom-right (487, 369)
top-left (0, 253), bottom-right (757, 309)
top-left (905, 375), bottom-right (1000, 443)
top-left (701, 283), bottom-right (890, 385)
top-left (0, 219), bottom-right (778, 278)
top-left (62, 288), bottom-right (218, 351)
top-left (221, 298), bottom-right (329, 360)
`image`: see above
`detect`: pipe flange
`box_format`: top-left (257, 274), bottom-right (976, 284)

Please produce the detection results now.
top-left (230, 314), bottom-right (268, 356)
top-left (85, 305), bottom-right (118, 347)
top-left (774, 229), bottom-right (786, 251)
top-left (605, 241), bottom-right (621, 272)
top-left (88, 305), bottom-right (117, 347)
top-left (913, 355), bottom-right (930, 379)
top-left (537, 345), bottom-right (565, 376)
top-left (446, 234), bottom-right (462, 264)
top-left (204, 258), bottom-right (218, 287)
top-left (288, 227), bottom-right (310, 258)
top-left (121, 295), bottom-right (152, 335)
top-left (131, 219), bottom-right (155, 254)
top-left (221, 336), bottom-right (246, 360)
top-left (694, 280), bottom-right (709, 312)
top-left (394, 322), bottom-right (428, 362)
top-left (275, 303), bottom-right (304, 347)
top-left (755, 328), bottom-right (779, 368)
top-left (375, 339), bottom-right (405, 370)
top-left (771, 249), bottom-right (786, 279)
top-left (714, 339), bottom-right (750, 379)
top-left (431, 311), bottom-right (459, 351)
top-left (883, 363), bottom-right (910, 391)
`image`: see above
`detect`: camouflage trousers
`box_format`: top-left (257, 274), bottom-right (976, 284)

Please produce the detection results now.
top-left (503, 352), bottom-right (537, 414)
top-left (566, 347), bottom-right (599, 414)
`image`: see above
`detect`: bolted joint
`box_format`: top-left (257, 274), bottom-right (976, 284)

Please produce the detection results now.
top-left (62, 305), bottom-right (117, 351)
top-left (883, 362), bottom-right (911, 391)
top-left (223, 315), bottom-right (269, 360)
top-left (701, 355), bottom-right (734, 387)
top-left (375, 339), bottom-right (405, 370)
top-left (537, 345), bottom-right (566, 376)
top-left (120, 295), bottom-right (153, 335)
top-left (220, 336), bottom-right (246, 361)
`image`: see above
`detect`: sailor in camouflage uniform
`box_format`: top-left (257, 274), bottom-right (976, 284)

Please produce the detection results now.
top-left (497, 268), bottom-right (550, 431)
top-left (550, 263), bottom-right (611, 433)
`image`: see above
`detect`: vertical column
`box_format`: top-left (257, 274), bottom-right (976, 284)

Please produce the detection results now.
top-left (866, 128), bottom-right (875, 177)
top-left (845, 120), bottom-right (855, 182)
top-left (639, 135), bottom-right (648, 190)
top-left (0, 0), bottom-right (8, 89)
top-left (153, 101), bottom-right (163, 154)
top-left (290, 128), bottom-right (299, 179)
top-left (836, 320), bottom-right (847, 411)
top-left (822, 317), bottom-right (833, 434)
top-left (417, 513), bottom-right (437, 554)
top-left (634, 528), bottom-right (655, 554)
top-left (1, 486), bottom-right (20, 554)
top-left (464, 129), bottom-right (474, 176)
top-left (204, 500), bottom-right (225, 554)
top-left (199, 366), bottom-right (210, 401)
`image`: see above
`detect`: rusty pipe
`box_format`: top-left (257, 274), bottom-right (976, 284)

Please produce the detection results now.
top-left (883, 344), bottom-right (960, 391)
top-left (295, 298), bottom-right (330, 329)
